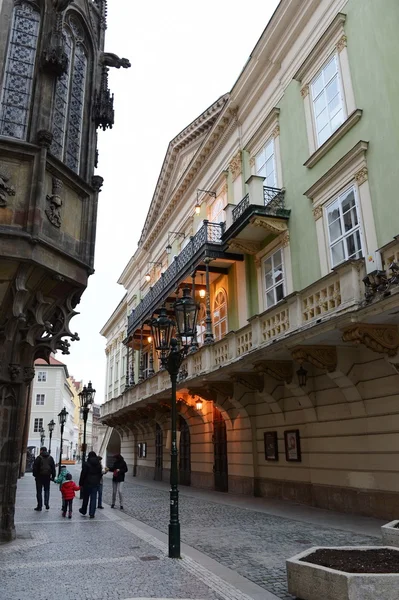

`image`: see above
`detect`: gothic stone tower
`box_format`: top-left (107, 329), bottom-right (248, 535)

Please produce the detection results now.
top-left (0, 0), bottom-right (129, 541)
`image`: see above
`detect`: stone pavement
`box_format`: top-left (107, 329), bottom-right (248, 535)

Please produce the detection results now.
top-left (101, 474), bottom-right (384, 600)
top-left (1, 467), bottom-right (274, 600)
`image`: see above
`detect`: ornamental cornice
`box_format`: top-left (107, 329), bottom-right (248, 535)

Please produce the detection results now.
top-left (250, 216), bottom-right (288, 235)
top-left (342, 323), bottom-right (399, 357)
top-left (291, 345), bottom-right (337, 372)
top-left (354, 167), bottom-right (368, 185)
top-left (229, 151), bottom-right (242, 181)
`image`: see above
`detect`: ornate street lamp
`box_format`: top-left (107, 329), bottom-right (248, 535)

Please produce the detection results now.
top-left (78, 381), bottom-right (96, 465)
top-left (57, 407), bottom-right (68, 475)
top-left (39, 426), bottom-right (45, 448)
top-left (151, 288), bottom-right (199, 559)
top-left (47, 419), bottom-right (55, 454)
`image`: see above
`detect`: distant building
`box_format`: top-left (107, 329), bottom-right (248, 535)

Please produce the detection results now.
top-left (92, 403), bottom-right (107, 455)
top-left (28, 356), bottom-right (76, 463)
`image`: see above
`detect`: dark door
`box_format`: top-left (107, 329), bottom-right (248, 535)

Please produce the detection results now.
top-left (154, 423), bottom-right (163, 481)
top-left (213, 406), bottom-right (228, 492)
top-left (179, 415), bottom-right (191, 486)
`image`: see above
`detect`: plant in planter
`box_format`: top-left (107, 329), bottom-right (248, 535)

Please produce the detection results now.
top-left (381, 520), bottom-right (399, 547)
top-left (286, 546), bottom-right (399, 600)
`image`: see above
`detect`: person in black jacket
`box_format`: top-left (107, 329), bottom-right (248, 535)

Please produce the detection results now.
top-left (78, 451), bottom-right (102, 518)
top-left (32, 447), bottom-right (56, 511)
top-left (109, 454), bottom-right (128, 510)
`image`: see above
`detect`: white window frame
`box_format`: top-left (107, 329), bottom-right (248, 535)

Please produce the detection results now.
top-left (34, 418), bottom-right (43, 432)
top-left (325, 185), bottom-right (364, 268)
top-left (37, 371), bottom-right (47, 382)
top-left (310, 53), bottom-right (346, 148)
top-left (262, 248), bottom-right (285, 310)
top-left (212, 288), bottom-right (228, 342)
top-left (35, 393), bottom-right (45, 406)
top-left (247, 107), bottom-right (282, 189)
top-left (255, 136), bottom-right (277, 189)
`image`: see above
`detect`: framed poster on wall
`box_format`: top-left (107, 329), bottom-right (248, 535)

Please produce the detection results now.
top-left (284, 429), bottom-right (301, 462)
top-left (264, 431), bottom-right (278, 461)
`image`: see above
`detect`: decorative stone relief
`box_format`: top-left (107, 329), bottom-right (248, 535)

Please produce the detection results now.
top-left (313, 205), bottom-right (323, 220)
top-left (342, 323), bottom-right (399, 357)
top-left (91, 175), bottom-right (104, 191)
top-left (229, 151), bottom-right (242, 181)
top-left (300, 85), bottom-right (309, 98)
top-left (37, 129), bottom-right (53, 148)
top-left (354, 167), bottom-right (368, 185)
top-left (272, 125), bottom-right (280, 138)
top-left (249, 156), bottom-right (256, 168)
top-left (227, 239), bottom-right (262, 255)
top-left (101, 52), bottom-right (131, 69)
top-left (291, 345), bottom-right (337, 372)
top-left (281, 231), bottom-right (290, 247)
top-left (336, 34), bottom-right (348, 53)
top-left (250, 216), bottom-right (288, 235)
top-left (0, 165), bottom-right (16, 207)
top-left (45, 178), bottom-right (63, 228)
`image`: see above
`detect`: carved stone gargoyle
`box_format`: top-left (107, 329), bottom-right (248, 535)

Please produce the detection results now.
top-left (0, 165), bottom-right (16, 207)
top-left (101, 53), bottom-right (131, 69)
top-left (45, 178), bottom-right (63, 228)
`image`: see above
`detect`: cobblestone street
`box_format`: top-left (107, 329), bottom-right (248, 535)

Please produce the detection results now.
top-left (102, 475), bottom-right (382, 600)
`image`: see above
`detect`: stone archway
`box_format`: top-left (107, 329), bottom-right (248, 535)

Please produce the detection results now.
top-left (106, 428), bottom-right (121, 468)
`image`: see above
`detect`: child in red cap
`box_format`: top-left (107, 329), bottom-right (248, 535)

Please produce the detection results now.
top-left (61, 473), bottom-right (80, 518)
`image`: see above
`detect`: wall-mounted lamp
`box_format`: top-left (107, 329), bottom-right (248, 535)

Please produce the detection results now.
top-left (147, 336), bottom-right (152, 344)
top-left (195, 188), bottom-right (216, 216)
top-left (195, 397), bottom-right (203, 411)
top-left (198, 272), bottom-right (206, 298)
top-left (166, 231), bottom-right (185, 255)
top-left (145, 261), bottom-right (163, 282)
top-left (296, 365), bottom-right (308, 387)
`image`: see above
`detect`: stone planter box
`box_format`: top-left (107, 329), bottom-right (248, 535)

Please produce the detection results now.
top-left (381, 521), bottom-right (399, 547)
top-left (286, 546), bottom-right (399, 600)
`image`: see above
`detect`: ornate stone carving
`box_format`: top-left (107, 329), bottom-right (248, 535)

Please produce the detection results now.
top-left (52, 0), bottom-right (74, 11)
top-left (313, 205), bottom-right (323, 220)
top-left (300, 85), bottom-right (309, 98)
top-left (37, 130), bottom-right (53, 148)
top-left (230, 373), bottom-right (264, 392)
top-left (272, 125), bottom-right (280, 138)
top-left (355, 167), bottom-right (368, 185)
top-left (94, 67), bottom-right (114, 131)
top-left (101, 52), bottom-right (131, 69)
top-left (92, 175), bottom-right (104, 191)
top-left (0, 165), bottom-right (16, 208)
top-left (227, 239), bottom-right (262, 255)
top-left (8, 364), bottom-right (21, 381)
top-left (229, 151), bottom-right (242, 181)
top-left (280, 231), bottom-right (290, 248)
top-left (342, 324), bottom-right (399, 357)
top-left (336, 34), bottom-right (348, 53)
top-left (250, 216), bottom-right (288, 235)
top-left (249, 156), bottom-right (255, 168)
top-left (254, 360), bottom-right (293, 383)
top-left (23, 367), bottom-right (36, 382)
top-left (45, 178), bottom-right (63, 228)
top-left (291, 345), bottom-right (337, 372)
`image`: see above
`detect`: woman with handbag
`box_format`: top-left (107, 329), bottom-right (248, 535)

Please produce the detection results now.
top-left (109, 454), bottom-right (128, 510)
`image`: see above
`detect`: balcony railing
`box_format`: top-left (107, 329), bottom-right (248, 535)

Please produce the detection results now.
top-left (102, 260), bottom-right (366, 419)
top-left (232, 186), bottom-right (286, 223)
top-left (128, 221), bottom-right (225, 334)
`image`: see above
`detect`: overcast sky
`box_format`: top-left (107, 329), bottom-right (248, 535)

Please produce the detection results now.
top-left (62, 0), bottom-right (280, 402)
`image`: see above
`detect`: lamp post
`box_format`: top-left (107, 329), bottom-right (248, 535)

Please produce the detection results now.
top-left (47, 419), bottom-right (55, 454)
top-left (151, 287), bottom-right (199, 558)
top-left (58, 407), bottom-right (68, 475)
top-left (78, 381), bottom-right (96, 465)
top-left (39, 426), bottom-right (45, 448)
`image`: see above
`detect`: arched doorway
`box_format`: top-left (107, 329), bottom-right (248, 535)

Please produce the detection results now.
top-left (179, 415), bottom-right (191, 486)
top-left (106, 429), bottom-right (121, 468)
top-left (213, 406), bottom-right (228, 492)
top-left (154, 423), bottom-right (163, 481)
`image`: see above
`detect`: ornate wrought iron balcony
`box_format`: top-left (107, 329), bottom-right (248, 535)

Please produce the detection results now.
top-left (128, 221), bottom-right (236, 335)
top-left (232, 186), bottom-right (286, 223)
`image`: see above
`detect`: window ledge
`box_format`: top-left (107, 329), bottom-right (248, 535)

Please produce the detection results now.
top-left (304, 109), bottom-right (363, 169)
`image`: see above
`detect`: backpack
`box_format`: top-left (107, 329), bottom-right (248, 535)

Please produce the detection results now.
top-left (39, 456), bottom-right (52, 476)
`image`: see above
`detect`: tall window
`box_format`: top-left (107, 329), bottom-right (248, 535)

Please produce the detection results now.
top-left (37, 371), bottom-right (47, 382)
top-left (213, 289), bottom-right (228, 341)
top-left (326, 186), bottom-right (363, 267)
top-left (34, 418), bottom-right (43, 432)
top-left (311, 54), bottom-right (345, 147)
top-left (209, 196), bottom-right (225, 224)
top-left (255, 138), bottom-right (276, 188)
top-left (0, 2), bottom-right (40, 139)
top-left (50, 17), bottom-right (88, 173)
top-left (35, 394), bottom-right (45, 406)
top-left (196, 303), bottom-right (206, 346)
top-left (263, 249), bottom-right (285, 309)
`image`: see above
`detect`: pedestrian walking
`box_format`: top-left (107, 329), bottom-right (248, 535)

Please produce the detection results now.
top-left (109, 453), bottom-right (128, 510)
top-left (32, 446), bottom-right (56, 511)
top-left (97, 456), bottom-right (109, 509)
top-left (61, 473), bottom-right (80, 518)
top-left (54, 465), bottom-right (69, 510)
top-left (79, 451), bottom-right (102, 518)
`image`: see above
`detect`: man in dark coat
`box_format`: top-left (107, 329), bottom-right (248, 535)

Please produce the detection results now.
top-left (109, 454), bottom-right (128, 510)
top-left (32, 446), bottom-right (56, 511)
top-left (79, 451), bottom-right (102, 518)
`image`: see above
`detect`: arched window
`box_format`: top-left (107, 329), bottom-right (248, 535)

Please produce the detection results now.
top-left (196, 302), bottom-right (206, 346)
top-left (213, 288), bottom-right (228, 341)
top-left (51, 16), bottom-right (88, 173)
top-left (0, 1), bottom-right (40, 139)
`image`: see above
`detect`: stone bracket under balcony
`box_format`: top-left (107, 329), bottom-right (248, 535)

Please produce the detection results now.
top-left (222, 174), bottom-right (290, 254)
